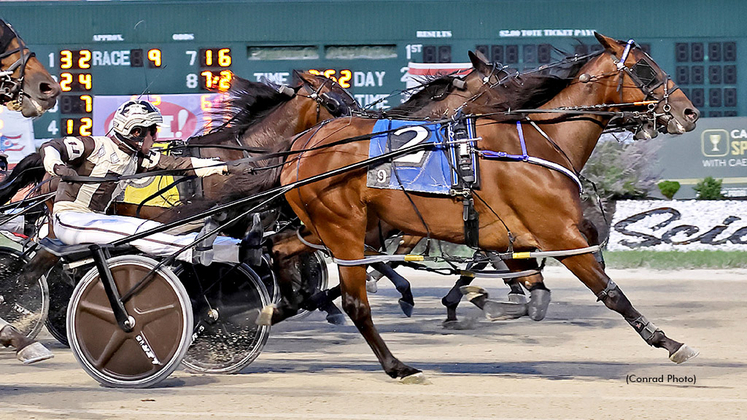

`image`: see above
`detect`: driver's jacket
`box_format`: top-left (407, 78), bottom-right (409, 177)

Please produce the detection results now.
top-left (40, 135), bottom-right (226, 215)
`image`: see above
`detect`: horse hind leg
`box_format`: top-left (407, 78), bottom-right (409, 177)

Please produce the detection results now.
top-left (369, 262), bottom-right (414, 317)
top-left (560, 251), bottom-right (698, 364)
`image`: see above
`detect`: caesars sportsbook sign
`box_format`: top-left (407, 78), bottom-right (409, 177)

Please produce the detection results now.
top-left (656, 117), bottom-right (747, 198)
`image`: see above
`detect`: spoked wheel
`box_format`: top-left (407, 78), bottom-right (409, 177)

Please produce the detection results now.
top-left (0, 246), bottom-right (49, 339)
top-left (294, 251), bottom-right (329, 319)
top-left (67, 255), bottom-right (193, 388)
top-left (44, 263), bottom-right (83, 347)
top-left (177, 261), bottom-right (271, 374)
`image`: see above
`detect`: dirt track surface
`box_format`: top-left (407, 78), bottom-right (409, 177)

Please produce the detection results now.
top-left (2, 266), bottom-right (747, 419)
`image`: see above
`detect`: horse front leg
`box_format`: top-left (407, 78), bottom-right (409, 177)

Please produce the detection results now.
top-left (338, 262), bottom-right (423, 381)
top-left (326, 221), bottom-right (422, 381)
top-left (559, 251), bottom-right (698, 364)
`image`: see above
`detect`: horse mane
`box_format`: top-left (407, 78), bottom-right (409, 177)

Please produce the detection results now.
top-left (474, 51), bottom-right (602, 118)
top-left (205, 74), bottom-right (295, 137)
top-left (385, 75), bottom-right (459, 117)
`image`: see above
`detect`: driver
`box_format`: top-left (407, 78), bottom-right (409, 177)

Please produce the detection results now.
top-left (40, 99), bottom-right (260, 265)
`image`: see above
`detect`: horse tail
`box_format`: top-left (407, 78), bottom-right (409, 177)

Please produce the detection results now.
top-left (0, 152), bottom-right (46, 204)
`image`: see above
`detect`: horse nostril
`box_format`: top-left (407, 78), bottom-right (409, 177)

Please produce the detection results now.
top-left (40, 81), bottom-right (60, 98)
top-left (685, 108), bottom-right (700, 122)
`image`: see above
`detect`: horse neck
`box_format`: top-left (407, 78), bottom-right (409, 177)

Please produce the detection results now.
top-left (239, 99), bottom-right (307, 152)
top-left (525, 70), bottom-right (620, 171)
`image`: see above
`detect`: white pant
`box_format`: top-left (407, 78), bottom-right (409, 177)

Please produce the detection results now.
top-left (53, 211), bottom-right (240, 264)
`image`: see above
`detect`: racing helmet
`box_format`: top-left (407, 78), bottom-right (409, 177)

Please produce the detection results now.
top-left (110, 100), bottom-right (163, 145)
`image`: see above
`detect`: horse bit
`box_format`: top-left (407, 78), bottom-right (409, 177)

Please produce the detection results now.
top-left (0, 20), bottom-right (34, 107)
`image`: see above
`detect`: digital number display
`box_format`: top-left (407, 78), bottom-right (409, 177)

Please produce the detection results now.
top-left (199, 48), bottom-right (232, 68)
top-left (59, 49), bottom-right (92, 69)
top-left (58, 49), bottom-right (162, 69)
top-left (200, 70), bottom-right (232, 91)
top-left (59, 95), bottom-right (93, 114)
top-left (62, 117), bottom-right (93, 136)
top-left (59, 72), bottom-right (93, 92)
top-left (130, 48), bottom-right (163, 68)
top-left (307, 69), bottom-right (352, 88)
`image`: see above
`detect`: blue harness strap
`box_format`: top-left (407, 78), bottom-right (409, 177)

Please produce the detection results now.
top-left (480, 121), bottom-right (584, 192)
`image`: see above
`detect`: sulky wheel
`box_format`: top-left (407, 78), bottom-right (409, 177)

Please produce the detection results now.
top-left (67, 255), bottom-right (193, 388)
top-left (0, 246), bottom-right (49, 340)
top-left (44, 262), bottom-right (84, 347)
top-left (177, 261), bottom-right (271, 374)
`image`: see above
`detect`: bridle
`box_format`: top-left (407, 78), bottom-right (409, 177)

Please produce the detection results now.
top-left (296, 76), bottom-right (358, 121)
top-left (0, 19), bottom-right (34, 106)
top-left (611, 39), bottom-right (679, 132)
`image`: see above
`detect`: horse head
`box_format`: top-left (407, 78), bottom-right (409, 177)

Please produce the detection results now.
top-left (592, 32), bottom-right (699, 139)
top-left (293, 70), bottom-right (360, 119)
top-left (0, 19), bottom-right (60, 117)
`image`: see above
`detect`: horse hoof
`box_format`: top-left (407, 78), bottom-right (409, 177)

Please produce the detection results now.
top-left (483, 301), bottom-right (527, 321)
top-left (507, 293), bottom-right (527, 304)
top-left (670, 344), bottom-right (699, 364)
top-left (366, 279), bottom-right (378, 293)
top-left (256, 305), bottom-right (274, 326)
top-left (398, 299), bottom-right (414, 317)
top-left (460, 285), bottom-right (488, 301)
top-left (326, 313), bottom-right (346, 325)
top-left (17, 342), bottom-right (53, 365)
top-left (400, 372), bottom-right (427, 384)
top-left (442, 318), bottom-right (477, 330)
top-left (528, 289), bottom-right (551, 321)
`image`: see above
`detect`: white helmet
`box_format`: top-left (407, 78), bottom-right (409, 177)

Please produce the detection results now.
top-left (110, 100), bottom-right (163, 140)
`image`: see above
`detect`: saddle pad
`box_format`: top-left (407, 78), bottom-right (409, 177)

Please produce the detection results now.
top-left (366, 119), bottom-right (451, 195)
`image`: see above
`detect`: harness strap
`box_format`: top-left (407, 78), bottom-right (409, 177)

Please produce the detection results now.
top-left (296, 229), bottom-right (327, 251)
top-left (499, 244), bottom-right (601, 260)
top-left (616, 39), bottom-right (635, 70)
top-left (479, 153), bottom-right (584, 193)
top-left (333, 254), bottom-right (428, 266)
top-left (470, 267), bottom-right (541, 279)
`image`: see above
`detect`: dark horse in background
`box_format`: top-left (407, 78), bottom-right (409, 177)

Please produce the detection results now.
top-left (261, 33), bottom-right (699, 381)
top-left (0, 18), bottom-right (60, 364)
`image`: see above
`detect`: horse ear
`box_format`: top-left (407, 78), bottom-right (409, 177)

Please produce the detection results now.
top-left (594, 32), bottom-right (618, 51)
top-left (293, 69), bottom-right (310, 85)
top-left (293, 70), bottom-right (317, 94)
top-left (470, 50), bottom-right (490, 65)
top-left (469, 50), bottom-right (491, 75)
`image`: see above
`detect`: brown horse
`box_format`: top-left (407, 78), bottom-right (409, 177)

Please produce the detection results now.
top-left (306, 50), bottom-right (597, 321)
top-left (0, 19), bottom-right (59, 117)
top-left (0, 18), bottom-right (59, 364)
top-left (265, 33), bottom-right (699, 381)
